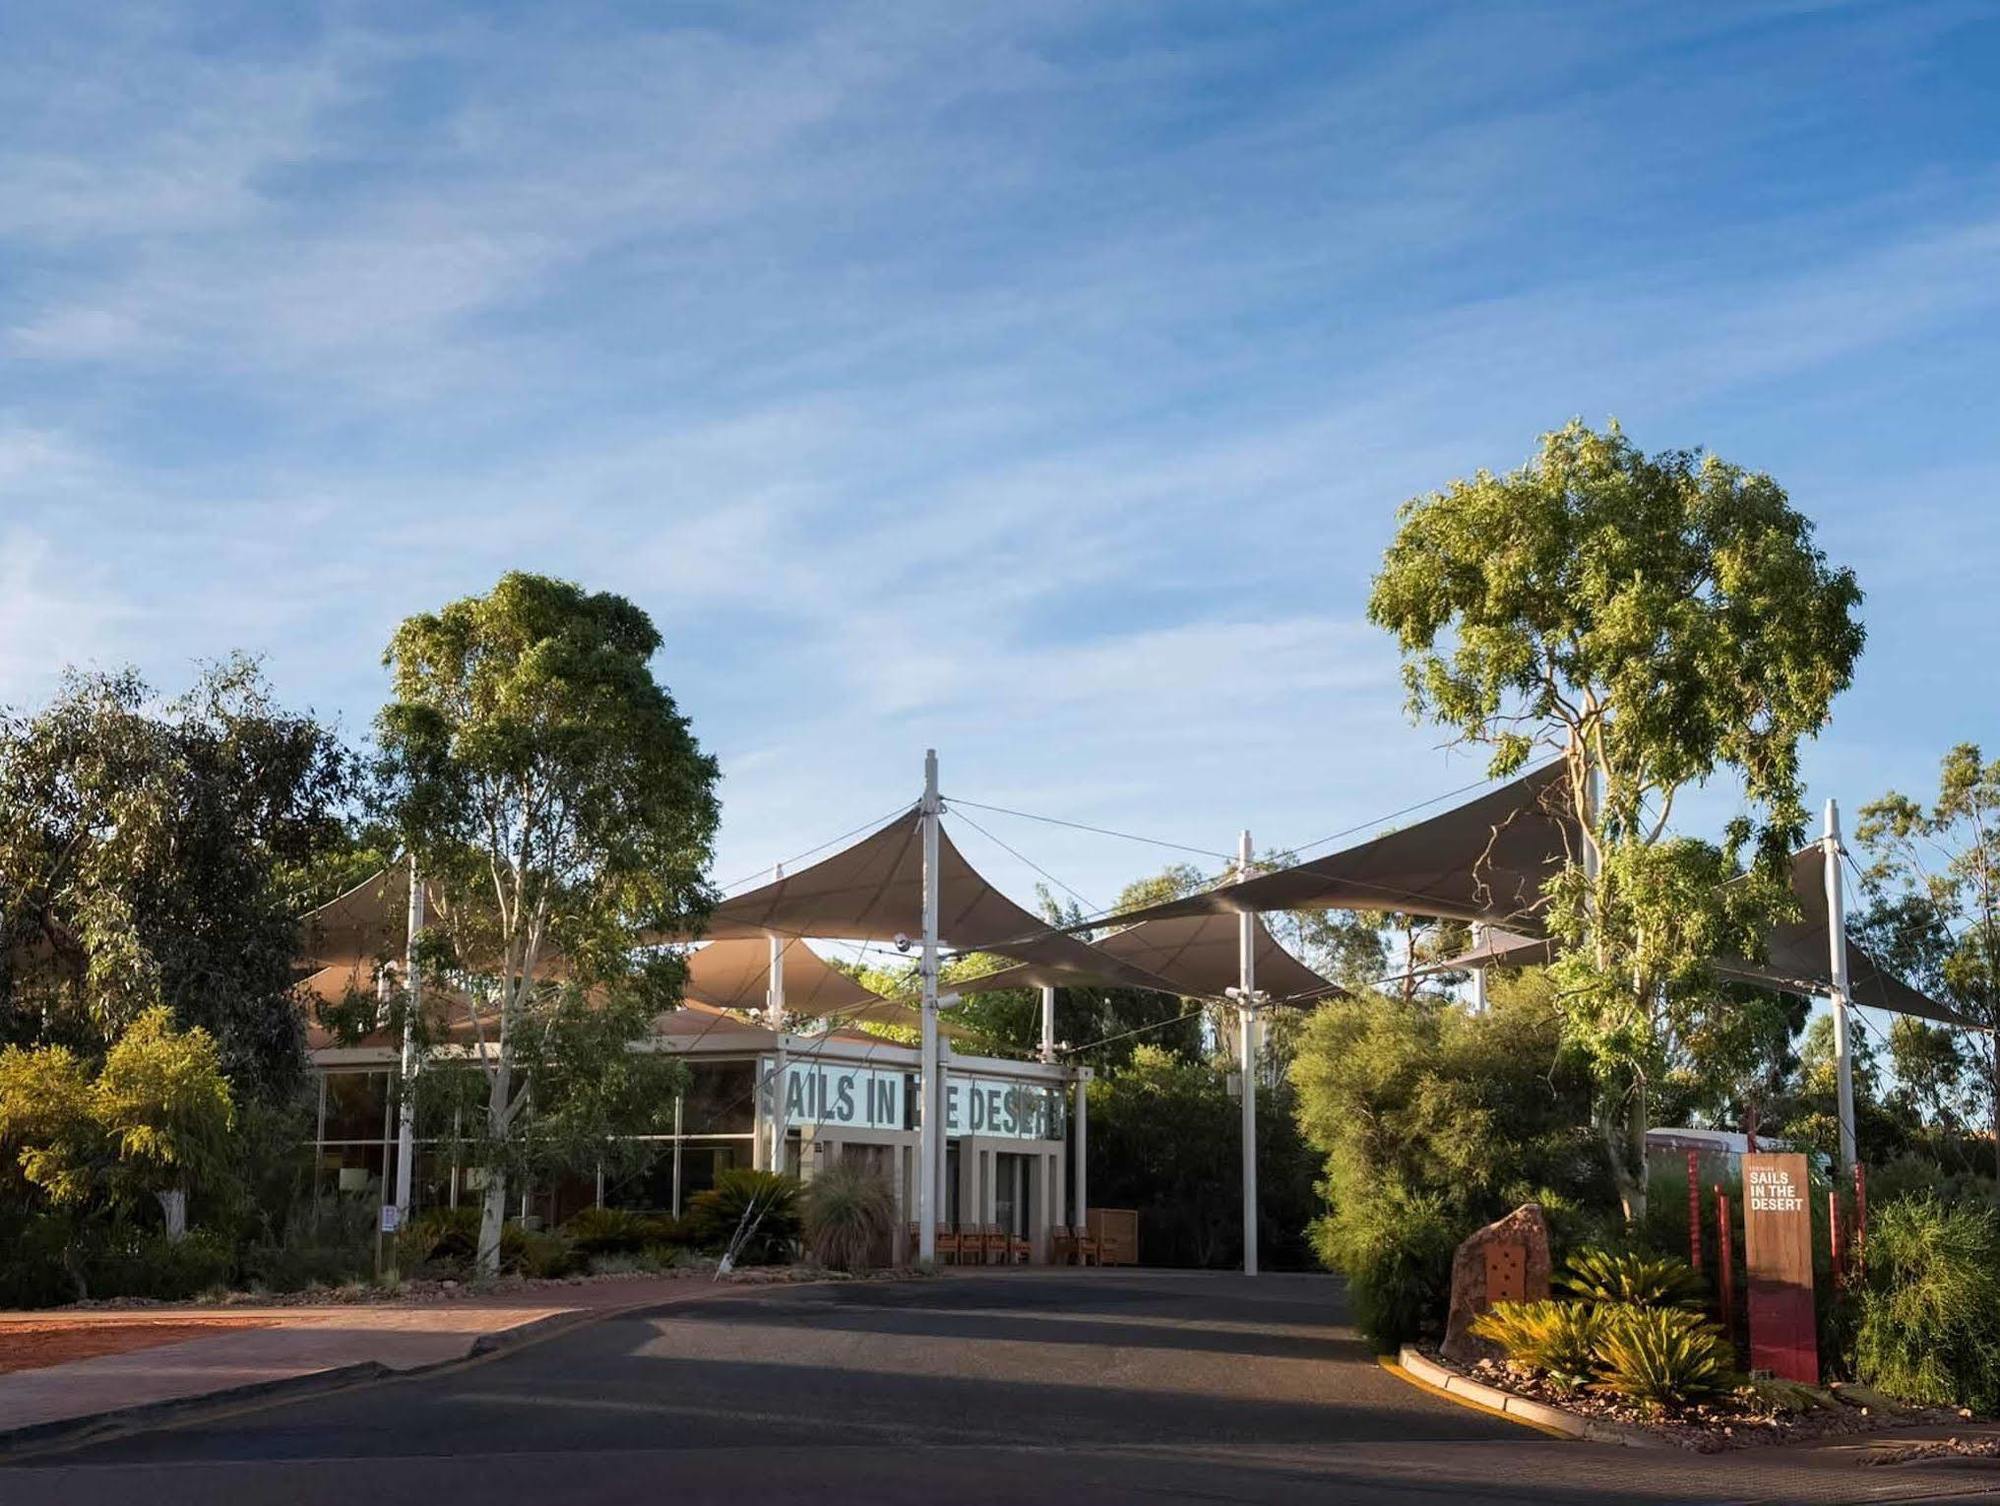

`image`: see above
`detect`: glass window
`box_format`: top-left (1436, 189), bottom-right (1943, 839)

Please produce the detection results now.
top-left (681, 1061), bottom-right (756, 1135)
top-left (323, 1071), bottom-right (390, 1142)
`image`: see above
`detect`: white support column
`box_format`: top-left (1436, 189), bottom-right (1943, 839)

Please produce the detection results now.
top-left (1236, 829), bottom-right (1259, 1277)
top-left (394, 856), bottom-right (423, 1220)
top-left (1039, 984), bottom-right (1056, 1064)
top-left (766, 865), bottom-right (788, 1176)
top-left (1073, 1068), bottom-right (1089, 1232)
top-left (1825, 799), bottom-right (1857, 1173)
top-left (918, 750), bottom-right (942, 1262)
top-left (1470, 921), bottom-right (1488, 1014)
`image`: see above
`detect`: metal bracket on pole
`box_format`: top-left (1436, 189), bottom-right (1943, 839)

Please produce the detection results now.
top-left (918, 751), bottom-right (942, 1263)
top-left (1825, 799), bottom-right (1857, 1173)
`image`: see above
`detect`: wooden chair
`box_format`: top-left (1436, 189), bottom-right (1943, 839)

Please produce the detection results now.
top-left (1052, 1225), bottom-right (1077, 1265)
top-left (980, 1224), bottom-right (1009, 1265)
top-left (1004, 1226), bottom-right (1031, 1265)
top-left (1075, 1223), bottom-right (1100, 1267)
top-left (935, 1224), bottom-right (962, 1265)
top-left (955, 1223), bottom-right (985, 1265)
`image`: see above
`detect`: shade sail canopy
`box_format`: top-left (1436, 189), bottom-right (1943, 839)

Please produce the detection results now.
top-left (696, 808), bottom-right (1186, 995)
top-left (681, 936), bottom-right (976, 1042)
top-left (1426, 847), bottom-right (1979, 1031)
top-left (682, 937), bottom-right (879, 1017)
top-left (1100, 762), bottom-right (1578, 931)
top-left (957, 912), bottom-right (1335, 1005)
top-left (297, 861), bottom-right (438, 974)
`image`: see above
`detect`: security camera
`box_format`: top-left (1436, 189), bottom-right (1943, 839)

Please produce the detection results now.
top-left (894, 932), bottom-right (912, 953)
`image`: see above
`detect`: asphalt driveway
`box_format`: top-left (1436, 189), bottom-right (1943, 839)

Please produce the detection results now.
top-left (0, 1269), bottom-right (1967, 1505)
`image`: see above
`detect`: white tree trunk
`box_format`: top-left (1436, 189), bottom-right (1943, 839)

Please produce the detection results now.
top-left (156, 1188), bottom-right (187, 1243)
top-left (477, 1168), bottom-right (508, 1276)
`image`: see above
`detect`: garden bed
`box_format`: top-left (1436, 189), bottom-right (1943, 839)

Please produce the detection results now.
top-left (1415, 1344), bottom-right (1967, 1453)
top-left (33, 1261), bottom-right (918, 1313)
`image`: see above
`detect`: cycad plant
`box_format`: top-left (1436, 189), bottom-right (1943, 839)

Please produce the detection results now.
top-left (801, 1162), bottom-right (897, 1271)
top-left (1469, 1300), bottom-right (1609, 1390)
top-left (1558, 1247), bottom-right (1705, 1310)
top-left (1592, 1307), bottom-right (1735, 1410)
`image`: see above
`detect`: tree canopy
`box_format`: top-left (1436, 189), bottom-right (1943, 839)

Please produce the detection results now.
top-left (375, 571), bottom-right (720, 1273)
top-left (1367, 420), bottom-right (1866, 1221)
top-left (0, 657), bottom-right (355, 1091)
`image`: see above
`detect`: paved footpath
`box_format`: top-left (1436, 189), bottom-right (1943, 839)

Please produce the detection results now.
top-left (0, 1272), bottom-right (730, 1445)
top-left (4, 1269), bottom-right (1998, 1504)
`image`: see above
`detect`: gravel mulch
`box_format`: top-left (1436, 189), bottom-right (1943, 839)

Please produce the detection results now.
top-left (1427, 1348), bottom-right (1968, 1453)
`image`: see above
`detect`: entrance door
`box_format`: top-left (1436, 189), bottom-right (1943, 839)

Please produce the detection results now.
top-left (995, 1152), bottom-right (1029, 1237)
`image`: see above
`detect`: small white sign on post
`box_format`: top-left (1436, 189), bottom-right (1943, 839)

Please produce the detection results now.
top-left (379, 1204), bottom-right (402, 1235)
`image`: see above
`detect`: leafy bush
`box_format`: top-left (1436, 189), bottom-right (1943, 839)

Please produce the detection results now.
top-left (687, 1169), bottom-right (800, 1265)
top-left (1311, 1186), bottom-right (1461, 1352)
top-left (1592, 1307), bottom-right (1735, 1410)
top-left (513, 1229), bottom-right (578, 1279)
top-left (801, 1162), bottom-right (896, 1271)
top-left (1853, 1194), bottom-right (2000, 1413)
top-left (1469, 1300), bottom-right (1609, 1389)
top-left (1558, 1247), bottom-right (1705, 1310)
top-left (394, 1206), bottom-right (578, 1278)
top-left (241, 1196), bottom-right (376, 1291)
top-left (563, 1207), bottom-right (656, 1256)
top-left (87, 1229), bottom-right (234, 1300)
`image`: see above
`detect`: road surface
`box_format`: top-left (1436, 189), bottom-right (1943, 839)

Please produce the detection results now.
top-left (1, 1269), bottom-right (1969, 1504)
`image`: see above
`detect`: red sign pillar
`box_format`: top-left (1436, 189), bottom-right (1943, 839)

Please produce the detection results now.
top-left (1742, 1152), bottom-right (1817, 1383)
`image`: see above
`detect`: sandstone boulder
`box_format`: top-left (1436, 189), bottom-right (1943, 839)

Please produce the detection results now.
top-left (1439, 1203), bottom-right (1552, 1364)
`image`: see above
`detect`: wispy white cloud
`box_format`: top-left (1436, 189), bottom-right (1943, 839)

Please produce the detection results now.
top-left (0, 0), bottom-right (1995, 903)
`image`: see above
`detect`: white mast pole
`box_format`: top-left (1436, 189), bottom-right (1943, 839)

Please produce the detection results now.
top-left (767, 863), bottom-right (787, 1175)
top-left (394, 855), bottom-right (423, 1221)
top-left (918, 750), bottom-right (942, 1263)
top-left (1470, 921), bottom-right (1488, 1014)
top-left (1825, 799), bottom-right (1857, 1173)
top-left (1237, 829), bottom-right (1259, 1277)
top-left (1039, 984), bottom-right (1056, 1065)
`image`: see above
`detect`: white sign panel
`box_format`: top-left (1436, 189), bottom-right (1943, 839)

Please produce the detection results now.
top-left (764, 1059), bottom-right (1066, 1142)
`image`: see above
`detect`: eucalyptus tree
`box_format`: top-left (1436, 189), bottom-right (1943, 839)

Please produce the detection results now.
top-left (377, 572), bottom-right (719, 1275)
top-left (1856, 744), bottom-right (2000, 1186)
top-left (1367, 420), bottom-right (1865, 1222)
top-left (0, 657), bottom-right (354, 1090)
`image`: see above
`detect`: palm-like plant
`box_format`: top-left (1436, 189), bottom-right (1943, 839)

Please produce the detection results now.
top-left (1592, 1307), bottom-right (1736, 1409)
top-left (801, 1162), bottom-right (897, 1271)
top-left (1468, 1300), bottom-right (1609, 1390)
top-left (1558, 1247), bottom-right (1705, 1309)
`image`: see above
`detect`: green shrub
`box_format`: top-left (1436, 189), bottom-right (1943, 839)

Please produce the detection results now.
top-left (1558, 1247), bottom-right (1705, 1310)
top-left (513, 1229), bottom-right (578, 1279)
top-left (1853, 1194), bottom-right (2000, 1413)
top-left (1592, 1307), bottom-right (1736, 1410)
top-left (801, 1162), bottom-right (897, 1271)
top-left (87, 1229), bottom-right (234, 1300)
top-left (396, 1206), bottom-right (480, 1275)
top-left (1311, 1187), bottom-right (1461, 1353)
top-left (563, 1207), bottom-right (657, 1256)
top-left (688, 1170), bottom-right (801, 1266)
top-left (241, 1196), bottom-right (376, 1291)
top-left (1469, 1300), bottom-right (1609, 1389)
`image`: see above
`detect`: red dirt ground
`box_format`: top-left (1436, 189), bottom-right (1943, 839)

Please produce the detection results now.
top-left (0, 1319), bottom-right (273, 1374)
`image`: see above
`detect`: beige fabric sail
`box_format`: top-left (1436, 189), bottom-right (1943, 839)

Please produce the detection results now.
top-left (1425, 847), bottom-right (1978, 1031)
top-left (699, 809), bottom-right (1186, 994)
top-left (956, 912), bottom-right (1335, 1004)
top-left (1100, 762), bottom-right (1578, 931)
top-left (682, 937), bottom-right (881, 1017)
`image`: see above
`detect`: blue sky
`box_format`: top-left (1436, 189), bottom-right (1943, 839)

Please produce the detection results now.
top-left (3, 0), bottom-right (1997, 912)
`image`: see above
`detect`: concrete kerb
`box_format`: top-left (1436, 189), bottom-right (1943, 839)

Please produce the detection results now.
top-left (1395, 1344), bottom-right (1674, 1449)
top-left (0, 1279), bottom-right (815, 1463)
